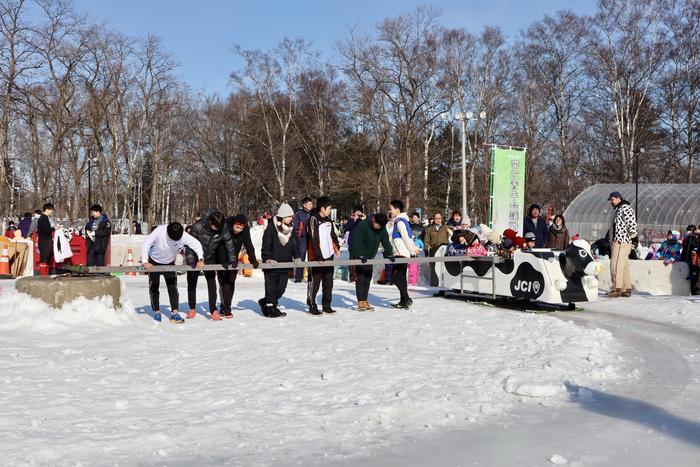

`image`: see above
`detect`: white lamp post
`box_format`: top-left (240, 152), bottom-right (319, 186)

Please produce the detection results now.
top-left (452, 110), bottom-right (486, 221)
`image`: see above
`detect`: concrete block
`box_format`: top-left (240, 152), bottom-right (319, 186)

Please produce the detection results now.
top-left (16, 275), bottom-right (122, 309)
top-left (597, 257), bottom-right (691, 295)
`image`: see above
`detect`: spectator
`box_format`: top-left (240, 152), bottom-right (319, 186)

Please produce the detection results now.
top-left (18, 213), bottom-right (32, 237)
top-left (523, 204), bottom-right (548, 248)
top-left (350, 213), bottom-right (393, 311)
top-left (85, 204), bottom-right (111, 267)
top-left (446, 231), bottom-right (468, 256)
top-left (655, 230), bottom-right (682, 265)
top-left (133, 220), bottom-right (142, 235)
top-left (292, 197), bottom-right (313, 283)
top-left (447, 210), bottom-right (466, 231)
top-left (682, 225), bottom-right (699, 295)
top-left (466, 231), bottom-right (488, 256)
top-left (409, 212), bottom-right (425, 240)
top-left (424, 211), bottom-right (450, 286)
top-left (545, 214), bottom-right (570, 250)
top-left (37, 203), bottom-right (55, 269)
top-left (27, 209), bottom-right (41, 237)
top-left (523, 232), bottom-right (537, 250)
top-left (4, 220), bottom-right (17, 238)
top-left (608, 191), bottom-right (638, 298)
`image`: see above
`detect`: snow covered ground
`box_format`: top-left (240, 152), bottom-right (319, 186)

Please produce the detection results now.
top-left (0, 275), bottom-right (640, 466)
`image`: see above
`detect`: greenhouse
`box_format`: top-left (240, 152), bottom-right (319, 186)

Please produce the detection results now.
top-left (563, 183), bottom-right (700, 244)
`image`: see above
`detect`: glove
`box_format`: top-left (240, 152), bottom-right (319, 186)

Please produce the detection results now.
top-left (86, 230), bottom-right (95, 241)
top-left (631, 236), bottom-right (639, 247)
top-left (294, 258), bottom-right (302, 265)
top-left (230, 261), bottom-right (238, 270)
top-left (387, 255), bottom-right (396, 263)
top-left (251, 259), bottom-right (259, 269)
top-left (360, 256), bottom-right (367, 264)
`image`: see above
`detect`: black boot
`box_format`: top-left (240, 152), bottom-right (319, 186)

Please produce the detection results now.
top-left (272, 305), bottom-right (287, 317)
top-left (258, 298), bottom-right (270, 317)
top-left (308, 304), bottom-right (322, 315)
top-left (322, 306), bottom-right (337, 314)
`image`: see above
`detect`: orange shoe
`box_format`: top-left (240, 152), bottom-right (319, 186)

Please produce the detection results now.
top-left (187, 309), bottom-right (197, 319)
top-left (211, 311), bottom-right (222, 321)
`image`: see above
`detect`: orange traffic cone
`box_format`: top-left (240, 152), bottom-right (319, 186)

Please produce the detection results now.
top-left (1, 246), bottom-right (12, 277)
top-left (126, 248), bottom-right (136, 276)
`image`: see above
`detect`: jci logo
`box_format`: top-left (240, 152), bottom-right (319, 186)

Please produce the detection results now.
top-left (510, 263), bottom-right (545, 299)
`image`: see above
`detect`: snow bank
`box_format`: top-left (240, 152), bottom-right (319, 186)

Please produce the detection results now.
top-left (0, 277), bottom-right (630, 465)
top-left (597, 256), bottom-right (691, 295)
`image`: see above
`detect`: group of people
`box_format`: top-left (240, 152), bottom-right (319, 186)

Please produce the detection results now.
top-left (139, 197), bottom-right (419, 323)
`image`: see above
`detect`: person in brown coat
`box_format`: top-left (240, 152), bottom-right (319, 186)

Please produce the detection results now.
top-left (545, 214), bottom-right (570, 250)
top-left (424, 212), bottom-right (451, 286)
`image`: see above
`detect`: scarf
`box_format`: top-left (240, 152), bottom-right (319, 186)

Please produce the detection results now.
top-left (276, 220), bottom-right (292, 246)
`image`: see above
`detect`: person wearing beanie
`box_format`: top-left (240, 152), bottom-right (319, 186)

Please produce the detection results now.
top-left (349, 213), bottom-right (393, 311)
top-left (446, 231), bottom-right (468, 256)
top-left (141, 222), bottom-right (204, 323)
top-left (293, 197), bottom-right (314, 283)
top-left (259, 203), bottom-right (300, 318)
top-left (502, 228), bottom-right (518, 241)
top-left (514, 236), bottom-right (526, 249)
top-left (655, 230), bottom-right (682, 265)
top-left (306, 196), bottom-right (340, 315)
top-left (214, 213), bottom-right (259, 318)
top-left (185, 208), bottom-right (237, 321)
top-left (523, 231), bottom-right (537, 250)
top-left (523, 204), bottom-right (548, 248)
top-left (466, 232), bottom-right (488, 256)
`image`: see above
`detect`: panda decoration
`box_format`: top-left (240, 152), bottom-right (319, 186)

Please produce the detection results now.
top-left (437, 239), bottom-right (600, 306)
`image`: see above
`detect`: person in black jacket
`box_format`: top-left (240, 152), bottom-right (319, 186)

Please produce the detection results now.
top-left (185, 208), bottom-right (237, 320)
top-left (306, 196), bottom-right (340, 315)
top-left (216, 213), bottom-right (260, 317)
top-left (37, 203), bottom-right (55, 270)
top-left (259, 203), bottom-right (300, 318)
top-left (85, 204), bottom-right (111, 267)
top-left (523, 204), bottom-right (549, 248)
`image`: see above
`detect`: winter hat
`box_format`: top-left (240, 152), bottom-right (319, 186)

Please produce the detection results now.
top-left (276, 203), bottom-right (294, 218)
top-left (501, 237), bottom-right (514, 249)
top-left (514, 236), bottom-right (525, 248)
top-left (486, 229), bottom-right (502, 245)
top-left (463, 230), bottom-right (477, 246)
top-left (503, 228), bottom-right (517, 240)
top-left (528, 204), bottom-right (541, 216)
top-left (670, 230), bottom-right (680, 241)
top-left (524, 232), bottom-right (536, 241)
top-left (232, 214), bottom-right (248, 226)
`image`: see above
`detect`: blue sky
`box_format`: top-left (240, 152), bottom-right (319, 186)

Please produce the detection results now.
top-left (71, 0), bottom-right (597, 96)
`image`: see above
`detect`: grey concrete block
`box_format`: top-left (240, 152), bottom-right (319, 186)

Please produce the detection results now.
top-left (16, 275), bottom-right (122, 309)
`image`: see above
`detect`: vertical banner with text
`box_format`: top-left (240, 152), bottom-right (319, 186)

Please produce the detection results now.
top-left (488, 146), bottom-right (526, 234)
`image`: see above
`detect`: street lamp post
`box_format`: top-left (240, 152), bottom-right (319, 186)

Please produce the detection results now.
top-left (87, 154), bottom-right (98, 210)
top-left (634, 148), bottom-right (645, 217)
top-left (453, 110), bottom-right (486, 222)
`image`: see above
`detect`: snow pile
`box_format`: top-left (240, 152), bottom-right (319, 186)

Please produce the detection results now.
top-left (0, 283), bottom-right (136, 334)
top-left (0, 277), bottom-right (629, 465)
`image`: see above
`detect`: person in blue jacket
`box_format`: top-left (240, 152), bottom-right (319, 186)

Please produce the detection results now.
top-left (523, 204), bottom-right (548, 248)
top-left (292, 197), bottom-right (313, 283)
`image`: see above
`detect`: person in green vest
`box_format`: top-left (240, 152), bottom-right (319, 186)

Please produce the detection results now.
top-left (349, 213), bottom-right (394, 311)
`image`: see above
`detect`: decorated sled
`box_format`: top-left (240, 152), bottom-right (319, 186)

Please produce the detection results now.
top-left (434, 240), bottom-right (601, 311)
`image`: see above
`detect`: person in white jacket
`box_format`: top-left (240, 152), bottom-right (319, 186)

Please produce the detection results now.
top-left (141, 222), bottom-right (204, 323)
top-left (388, 200), bottom-right (420, 309)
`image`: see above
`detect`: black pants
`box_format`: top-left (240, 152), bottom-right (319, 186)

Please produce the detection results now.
top-left (355, 265), bottom-right (373, 301)
top-left (690, 264), bottom-right (699, 295)
top-left (148, 258), bottom-right (178, 312)
top-left (264, 270), bottom-right (290, 306)
top-left (308, 266), bottom-right (334, 307)
top-left (38, 239), bottom-right (53, 264)
top-left (87, 247), bottom-right (105, 267)
top-left (393, 262), bottom-right (409, 302)
top-left (428, 250), bottom-right (442, 287)
top-left (187, 270), bottom-right (232, 312)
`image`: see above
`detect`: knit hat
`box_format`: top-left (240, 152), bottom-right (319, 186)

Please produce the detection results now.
top-left (276, 203), bottom-right (294, 218)
top-left (463, 230), bottom-right (477, 246)
top-left (486, 229), bottom-right (502, 245)
top-left (503, 228), bottom-right (517, 240)
top-left (670, 230), bottom-right (680, 241)
top-left (514, 236), bottom-right (525, 248)
top-left (232, 214), bottom-right (248, 226)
